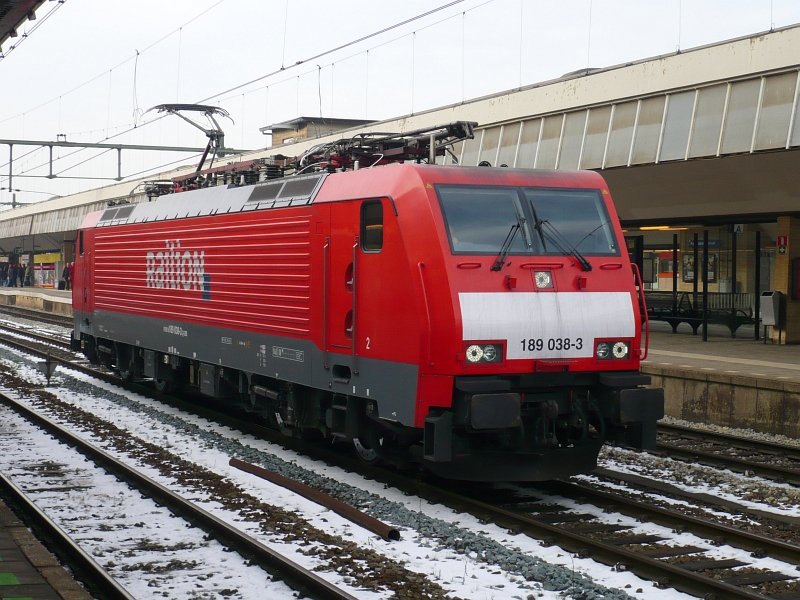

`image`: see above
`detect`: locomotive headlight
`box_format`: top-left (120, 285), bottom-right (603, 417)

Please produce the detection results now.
top-left (534, 271), bottom-right (553, 289)
top-left (596, 340), bottom-right (631, 360)
top-left (464, 343), bottom-right (503, 364)
top-left (612, 341), bottom-right (629, 359)
top-left (466, 345), bottom-right (484, 363)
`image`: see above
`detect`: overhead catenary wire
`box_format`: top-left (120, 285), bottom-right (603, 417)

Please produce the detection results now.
top-left (197, 0), bottom-right (467, 104)
top-left (2, 0), bottom-right (476, 194)
top-left (0, 0), bottom-right (226, 126)
top-left (212, 0), bottom-right (495, 108)
top-left (0, 0), bottom-right (228, 186)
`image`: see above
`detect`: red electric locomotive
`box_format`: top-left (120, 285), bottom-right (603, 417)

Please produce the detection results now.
top-left (71, 121), bottom-right (663, 481)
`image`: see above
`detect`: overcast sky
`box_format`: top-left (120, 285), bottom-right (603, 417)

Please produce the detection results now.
top-left (1, 0), bottom-right (800, 207)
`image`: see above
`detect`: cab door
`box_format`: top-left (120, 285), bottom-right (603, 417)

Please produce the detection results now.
top-left (73, 229), bottom-right (94, 314)
top-left (325, 199), bottom-right (385, 374)
top-left (327, 202), bottom-right (361, 360)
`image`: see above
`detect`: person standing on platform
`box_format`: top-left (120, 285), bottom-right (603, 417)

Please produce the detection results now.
top-left (62, 262), bottom-right (72, 290)
top-left (25, 263), bottom-right (33, 287)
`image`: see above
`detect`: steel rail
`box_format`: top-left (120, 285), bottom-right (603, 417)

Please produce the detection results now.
top-left (541, 478), bottom-right (800, 566)
top-left (384, 481), bottom-right (776, 599)
top-left (0, 471), bottom-right (136, 600)
top-left (0, 304), bottom-right (73, 328)
top-left (655, 425), bottom-right (800, 487)
top-left (0, 393), bottom-right (359, 600)
top-left (658, 421), bottom-right (800, 458)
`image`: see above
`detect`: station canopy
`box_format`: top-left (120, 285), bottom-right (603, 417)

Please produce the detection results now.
top-left (0, 0), bottom-right (43, 49)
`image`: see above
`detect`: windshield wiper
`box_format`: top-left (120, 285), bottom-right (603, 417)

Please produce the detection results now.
top-left (539, 220), bottom-right (593, 271)
top-left (491, 224), bottom-right (520, 271)
top-left (532, 215), bottom-right (547, 252)
top-left (573, 223), bottom-right (606, 252)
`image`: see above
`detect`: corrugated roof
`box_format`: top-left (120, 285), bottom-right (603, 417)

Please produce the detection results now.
top-left (0, 0), bottom-right (43, 48)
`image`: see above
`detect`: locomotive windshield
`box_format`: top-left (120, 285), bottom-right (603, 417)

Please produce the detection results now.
top-left (437, 185), bottom-right (619, 256)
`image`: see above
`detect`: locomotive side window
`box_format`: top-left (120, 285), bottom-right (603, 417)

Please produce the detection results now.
top-left (79, 231), bottom-right (84, 255)
top-left (524, 189), bottom-right (618, 256)
top-left (361, 201), bottom-right (383, 252)
top-left (438, 187), bottom-right (532, 254)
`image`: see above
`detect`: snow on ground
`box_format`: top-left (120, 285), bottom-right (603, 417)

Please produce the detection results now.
top-left (7, 341), bottom-right (797, 599)
top-left (10, 358), bottom-right (696, 600)
top-left (0, 405), bottom-right (298, 600)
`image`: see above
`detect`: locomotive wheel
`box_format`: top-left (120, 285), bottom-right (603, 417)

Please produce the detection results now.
top-left (353, 430), bottom-right (384, 464)
top-left (116, 345), bottom-right (135, 381)
top-left (353, 437), bottom-right (379, 463)
top-left (118, 362), bottom-right (135, 382)
top-left (154, 378), bottom-right (173, 393)
top-left (83, 338), bottom-right (99, 364)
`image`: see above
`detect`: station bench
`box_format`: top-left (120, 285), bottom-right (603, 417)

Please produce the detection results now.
top-left (644, 291), bottom-right (756, 337)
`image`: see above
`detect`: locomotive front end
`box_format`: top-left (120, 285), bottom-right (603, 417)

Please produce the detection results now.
top-left (418, 167), bottom-right (664, 481)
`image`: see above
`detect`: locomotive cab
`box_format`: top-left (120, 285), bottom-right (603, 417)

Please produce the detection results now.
top-left (403, 166), bottom-right (664, 480)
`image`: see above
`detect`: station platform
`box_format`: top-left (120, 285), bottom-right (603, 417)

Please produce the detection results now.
top-left (0, 488), bottom-right (92, 599)
top-left (0, 286), bottom-right (797, 439)
top-left (0, 287), bottom-right (71, 315)
top-left (642, 320), bottom-right (800, 439)
top-left (645, 320), bottom-right (800, 384)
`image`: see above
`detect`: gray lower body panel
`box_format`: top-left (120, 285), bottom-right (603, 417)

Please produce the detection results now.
top-left (74, 309), bottom-right (420, 426)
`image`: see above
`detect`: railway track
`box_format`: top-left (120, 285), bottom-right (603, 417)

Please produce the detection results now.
top-left (656, 422), bottom-right (800, 486)
top-left (148, 399), bottom-right (800, 599)
top-left (216, 415), bottom-right (800, 598)
top-left (0, 392), bottom-right (359, 600)
top-left (0, 470), bottom-right (135, 600)
top-left (7, 315), bottom-right (799, 497)
top-left (3, 308), bottom-right (800, 598)
top-left (376, 474), bottom-right (799, 599)
top-left (1, 307), bottom-right (800, 486)
top-left (0, 330), bottom-right (464, 599)
top-left (584, 465), bottom-right (800, 547)
top-left (0, 321), bottom-right (72, 349)
top-left (0, 304), bottom-right (73, 328)
top-left (532, 477), bottom-right (800, 566)
top-left (10, 312), bottom-right (797, 496)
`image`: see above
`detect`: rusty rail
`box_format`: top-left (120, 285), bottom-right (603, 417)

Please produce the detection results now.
top-left (229, 457), bottom-right (401, 541)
